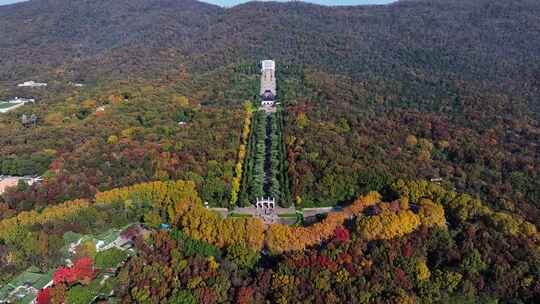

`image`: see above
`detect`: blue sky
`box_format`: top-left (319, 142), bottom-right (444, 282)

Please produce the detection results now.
top-left (0, 0), bottom-right (396, 7)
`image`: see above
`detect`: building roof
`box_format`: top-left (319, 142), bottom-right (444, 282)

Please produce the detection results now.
top-left (261, 60), bottom-right (275, 71)
top-left (0, 177), bottom-right (20, 194)
top-left (262, 90), bottom-right (275, 101)
top-left (0, 269), bottom-right (54, 304)
top-left (0, 176), bottom-right (42, 194)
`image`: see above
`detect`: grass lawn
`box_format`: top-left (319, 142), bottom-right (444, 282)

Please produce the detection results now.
top-left (228, 213), bottom-right (253, 218)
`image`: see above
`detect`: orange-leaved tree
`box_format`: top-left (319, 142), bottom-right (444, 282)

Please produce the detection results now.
top-left (267, 192), bottom-right (381, 254)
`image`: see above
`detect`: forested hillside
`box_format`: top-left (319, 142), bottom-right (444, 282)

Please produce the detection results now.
top-left (0, 67), bottom-right (259, 217)
top-left (1, 0), bottom-right (540, 84)
top-left (282, 68), bottom-right (540, 226)
top-left (0, 0), bottom-right (539, 303)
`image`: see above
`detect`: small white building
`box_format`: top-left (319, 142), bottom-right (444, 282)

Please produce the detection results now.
top-left (17, 81), bottom-right (47, 88)
top-left (255, 197), bottom-right (278, 224)
top-left (261, 60), bottom-right (275, 72)
top-left (0, 97), bottom-right (36, 113)
top-left (0, 98), bottom-right (35, 113)
top-left (9, 97), bottom-right (35, 104)
top-left (0, 176), bottom-right (42, 195)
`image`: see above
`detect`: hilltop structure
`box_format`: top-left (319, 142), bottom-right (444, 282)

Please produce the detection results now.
top-left (260, 60), bottom-right (276, 106)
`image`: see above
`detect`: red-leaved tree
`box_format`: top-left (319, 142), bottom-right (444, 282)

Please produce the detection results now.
top-left (52, 257), bottom-right (95, 285)
top-left (334, 227), bottom-right (350, 242)
top-left (36, 288), bottom-right (51, 304)
top-left (53, 266), bottom-right (77, 285)
top-left (236, 286), bottom-right (254, 304)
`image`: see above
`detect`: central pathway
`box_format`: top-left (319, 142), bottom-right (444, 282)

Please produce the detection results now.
top-left (263, 114), bottom-right (273, 195)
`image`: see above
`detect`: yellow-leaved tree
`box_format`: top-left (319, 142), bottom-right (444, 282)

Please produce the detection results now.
top-left (230, 101), bottom-right (253, 205)
top-left (357, 209), bottom-right (421, 240)
top-left (418, 198), bottom-right (446, 228)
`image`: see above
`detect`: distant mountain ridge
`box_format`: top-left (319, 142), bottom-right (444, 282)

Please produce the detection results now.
top-left (0, 0), bottom-right (539, 83)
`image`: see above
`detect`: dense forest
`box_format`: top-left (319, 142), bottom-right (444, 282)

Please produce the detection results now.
top-left (0, 67), bottom-right (259, 217)
top-left (1, 0), bottom-right (540, 85)
top-left (0, 0), bottom-right (539, 303)
top-left (281, 68), bottom-right (540, 227)
top-left (2, 179), bottom-right (537, 303)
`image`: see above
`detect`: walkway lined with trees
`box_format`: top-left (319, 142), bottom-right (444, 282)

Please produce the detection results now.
top-left (229, 61), bottom-right (335, 223)
top-left (238, 60), bottom-right (289, 208)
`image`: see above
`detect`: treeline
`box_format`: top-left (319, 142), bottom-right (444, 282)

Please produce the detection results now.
top-left (240, 110), bottom-right (266, 204)
top-left (239, 107), bottom-right (290, 206)
top-left (268, 108), bottom-right (292, 206)
top-left (3, 0), bottom-right (540, 89)
top-left (230, 102), bottom-right (253, 206)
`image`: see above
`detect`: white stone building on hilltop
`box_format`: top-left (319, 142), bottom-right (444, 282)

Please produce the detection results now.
top-left (260, 60), bottom-right (276, 106)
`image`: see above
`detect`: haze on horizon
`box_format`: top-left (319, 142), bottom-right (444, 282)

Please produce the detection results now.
top-left (0, 0), bottom-right (397, 7)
